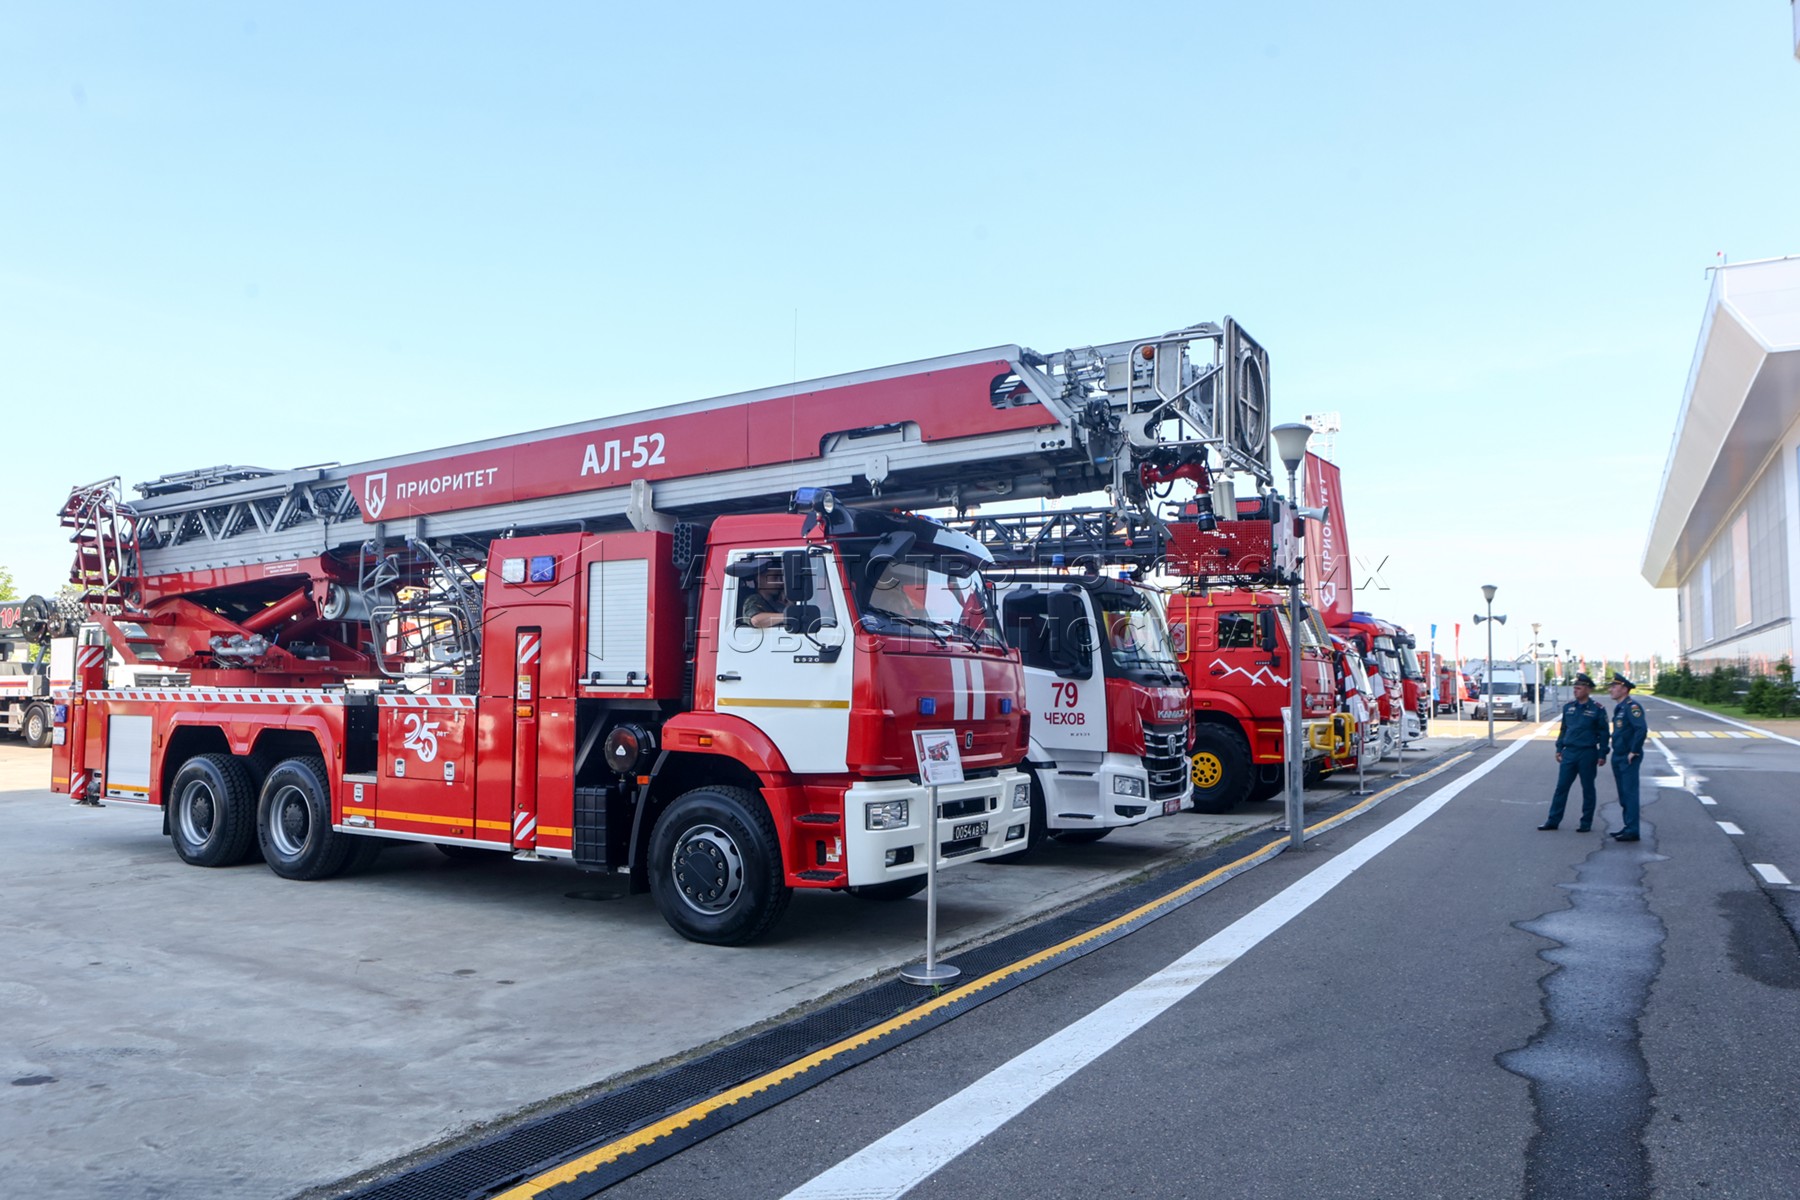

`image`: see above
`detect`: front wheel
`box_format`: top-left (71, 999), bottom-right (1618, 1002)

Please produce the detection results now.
top-left (1189, 724), bottom-right (1253, 813)
top-left (22, 704), bottom-right (52, 749)
top-left (649, 786), bottom-right (791, 945)
top-left (258, 757), bottom-right (354, 881)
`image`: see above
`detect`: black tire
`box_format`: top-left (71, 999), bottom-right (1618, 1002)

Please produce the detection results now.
top-left (436, 843), bottom-right (505, 862)
top-left (1189, 724), bottom-right (1253, 813)
top-left (847, 877), bottom-right (929, 900)
top-left (1247, 771), bottom-right (1286, 803)
top-left (257, 756), bottom-right (354, 881)
top-left (1050, 827), bottom-right (1112, 844)
top-left (169, 754), bottom-right (258, 867)
top-left (989, 771), bottom-right (1048, 863)
top-left (226, 754), bottom-right (271, 864)
top-left (22, 704), bottom-right (52, 749)
top-left (341, 837), bottom-right (387, 874)
top-left (648, 786), bottom-right (791, 945)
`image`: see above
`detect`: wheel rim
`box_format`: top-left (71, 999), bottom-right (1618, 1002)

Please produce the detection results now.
top-left (178, 780), bottom-right (216, 845)
top-left (25, 711), bottom-right (45, 740)
top-left (1191, 752), bottom-right (1223, 789)
top-left (670, 823), bottom-right (744, 915)
top-left (269, 784), bottom-right (312, 858)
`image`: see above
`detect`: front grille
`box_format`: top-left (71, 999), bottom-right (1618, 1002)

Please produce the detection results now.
top-left (938, 796), bottom-right (992, 820)
top-left (940, 835), bottom-right (984, 858)
top-left (1142, 725), bottom-right (1188, 800)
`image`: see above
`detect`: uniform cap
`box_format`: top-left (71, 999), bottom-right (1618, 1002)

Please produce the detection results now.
top-left (1610, 672), bottom-right (1635, 689)
top-left (1572, 672), bottom-right (1595, 688)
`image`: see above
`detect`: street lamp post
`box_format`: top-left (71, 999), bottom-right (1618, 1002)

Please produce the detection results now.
top-left (1272, 422), bottom-right (1313, 851)
top-left (1531, 621), bottom-right (1542, 723)
top-left (1551, 639), bottom-right (1559, 690)
top-left (1474, 584), bottom-right (1506, 747)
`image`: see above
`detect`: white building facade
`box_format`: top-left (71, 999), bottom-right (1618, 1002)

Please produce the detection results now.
top-left (1643, 256), bottom-right (1800, 674)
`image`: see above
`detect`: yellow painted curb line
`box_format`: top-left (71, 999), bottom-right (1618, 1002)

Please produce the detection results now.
top-left (496, 750), bottom-right (1477, 1196)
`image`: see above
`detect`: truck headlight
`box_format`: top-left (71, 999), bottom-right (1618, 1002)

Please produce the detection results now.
top-left (1011, 780), bottom-right (1031, 809)
top-left (865, 799), bottom-right (909, 831)
top-left (1111, 775), bottom-right (1146, 797)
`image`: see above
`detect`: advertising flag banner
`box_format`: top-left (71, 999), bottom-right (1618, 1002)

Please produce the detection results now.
top-left (1302, 451), bottom-right (1353, 623)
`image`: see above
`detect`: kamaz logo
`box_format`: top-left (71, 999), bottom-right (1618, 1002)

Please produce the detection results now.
top-left (363, 472), bottom-right (388, 520)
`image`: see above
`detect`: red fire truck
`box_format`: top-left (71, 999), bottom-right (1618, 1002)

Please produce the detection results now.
top-left (1166, 587), bottom-right (1339, 811)
top-left (52, 318), bottom-right (1272, 942)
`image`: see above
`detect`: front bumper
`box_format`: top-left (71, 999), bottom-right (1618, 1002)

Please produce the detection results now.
top-left (842, 771), bottom-right (1031, 886)
top-left (1035, 752), bottom-right (1191, 831)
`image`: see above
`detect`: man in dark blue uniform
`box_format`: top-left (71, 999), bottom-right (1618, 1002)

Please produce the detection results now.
top-left (1539, 672), bottom-right (1608, 831)
top-left (1608, 673), bottom-right (1649, 841)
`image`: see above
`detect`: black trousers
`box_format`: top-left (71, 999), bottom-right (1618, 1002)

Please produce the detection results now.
top-left (1545, 753), bottom-right (1600, 826)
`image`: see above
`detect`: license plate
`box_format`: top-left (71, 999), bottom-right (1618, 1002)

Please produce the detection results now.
top-left (1163, 798), bottom-right (1181, 816)
top-left (952, 819), bottom-right (988, 840)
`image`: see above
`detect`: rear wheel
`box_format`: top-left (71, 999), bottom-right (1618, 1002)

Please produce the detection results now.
top-left (258, 757), bottom-right (354, 881)
top-left (169, 754), bottom-right (258, 867)
top-left (22, 704), bottom-right (52, 749)
top-left (649, 786), bottom-right (791, 945)
top-left (1189, 724), bottom-right (1253, 813)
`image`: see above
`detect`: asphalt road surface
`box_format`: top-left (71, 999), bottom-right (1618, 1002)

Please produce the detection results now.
top-left (591, 697), bottom-right (1800, 1200)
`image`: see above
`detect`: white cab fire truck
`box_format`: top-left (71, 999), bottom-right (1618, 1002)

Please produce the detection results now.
top-left (948, 511), bottom-right (1194, 853)
top-left (52, 317), bottom-right (1271, 943)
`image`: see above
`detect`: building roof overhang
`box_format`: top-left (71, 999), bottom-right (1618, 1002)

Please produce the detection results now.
top-left (1642, 257), bottom-right (1800, 589)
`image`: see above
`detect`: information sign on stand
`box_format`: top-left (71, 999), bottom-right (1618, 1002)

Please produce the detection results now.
top-left (901, 730), bottom-right (963, 986)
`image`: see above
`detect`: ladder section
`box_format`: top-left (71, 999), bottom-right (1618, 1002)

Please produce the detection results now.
top-left (945, 499), bottom-right (1295, 588)
top-left (98, 318), bottom-right (1272, 583)
top-left (59, 479), bottom-right (143, 612)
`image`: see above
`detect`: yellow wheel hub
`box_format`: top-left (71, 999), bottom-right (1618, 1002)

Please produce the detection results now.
top-left (1191, 752), bottom-right (1223, 789)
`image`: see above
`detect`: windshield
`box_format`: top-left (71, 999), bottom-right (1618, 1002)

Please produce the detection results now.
top-left (1097, 592), bottom-right (1180, 681)
top-left (858, 557), bottom-right (1006, 650)
top-left (1398, 645), bottom-right (1422, 679)
top-left (1488, 680), bottom-right (1523, 695)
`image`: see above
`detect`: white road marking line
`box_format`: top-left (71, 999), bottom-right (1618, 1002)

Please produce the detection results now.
top-left (779, 733), bottom-right (1541, 1200)
top-left (1652, 697), bottom-right (1800, 746)
top-left (1753, 863), bottom-right (1792, 886)
top-left (1718, 822), bottom-right (1745, 836)
top-left (1698, 796), bottom-right (1718, 806)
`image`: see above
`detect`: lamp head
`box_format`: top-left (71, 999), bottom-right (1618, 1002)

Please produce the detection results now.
top-left (1271, 423), bottom-right (1312, 474)
top-left (1480, 583), bottom-right (1497, 603)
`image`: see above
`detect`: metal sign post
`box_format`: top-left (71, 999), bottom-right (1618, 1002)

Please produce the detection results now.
top-left (902, 729), bottom-right (963, 987)
top-left (1356, 720), bottom-right (1370, 795)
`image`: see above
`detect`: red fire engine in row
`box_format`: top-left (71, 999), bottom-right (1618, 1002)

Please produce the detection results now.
top-left (52, 319), bottom-right (1276, 943)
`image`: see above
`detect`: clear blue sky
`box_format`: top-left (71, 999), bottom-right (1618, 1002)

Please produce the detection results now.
top-left (3, 3), bottom-right (1795, 666)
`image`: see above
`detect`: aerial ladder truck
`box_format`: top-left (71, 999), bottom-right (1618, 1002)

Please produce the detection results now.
top-left (52, 317), bottom-right (1273, 943)
top-left (951, 490), bottom-right (1335, 818)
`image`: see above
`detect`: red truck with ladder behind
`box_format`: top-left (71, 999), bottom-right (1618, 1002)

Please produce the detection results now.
top-left (955, 491), bottom-right (1338, 816)
top-left (52, 317), bottom-right (1273, 942)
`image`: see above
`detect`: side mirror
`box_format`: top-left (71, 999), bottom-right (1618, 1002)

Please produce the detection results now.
top-left (1258, 608), bottom-right (1280, 653)
top-left (1046, 589), bottom-right (1093, 679)
top-left (784, 603), bottom-right (824, 635)
top-left (782, 549), bottom-right (814, 603)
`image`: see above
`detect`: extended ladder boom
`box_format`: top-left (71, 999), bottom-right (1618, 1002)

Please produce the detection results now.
top-left (91, 319), bottom-right (1269, 585)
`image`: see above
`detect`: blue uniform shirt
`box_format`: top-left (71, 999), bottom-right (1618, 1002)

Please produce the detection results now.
top-left (1555, 698), bottom-right (1609, 756)
top-left (1611, 699), bottom-right (1648, 758)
